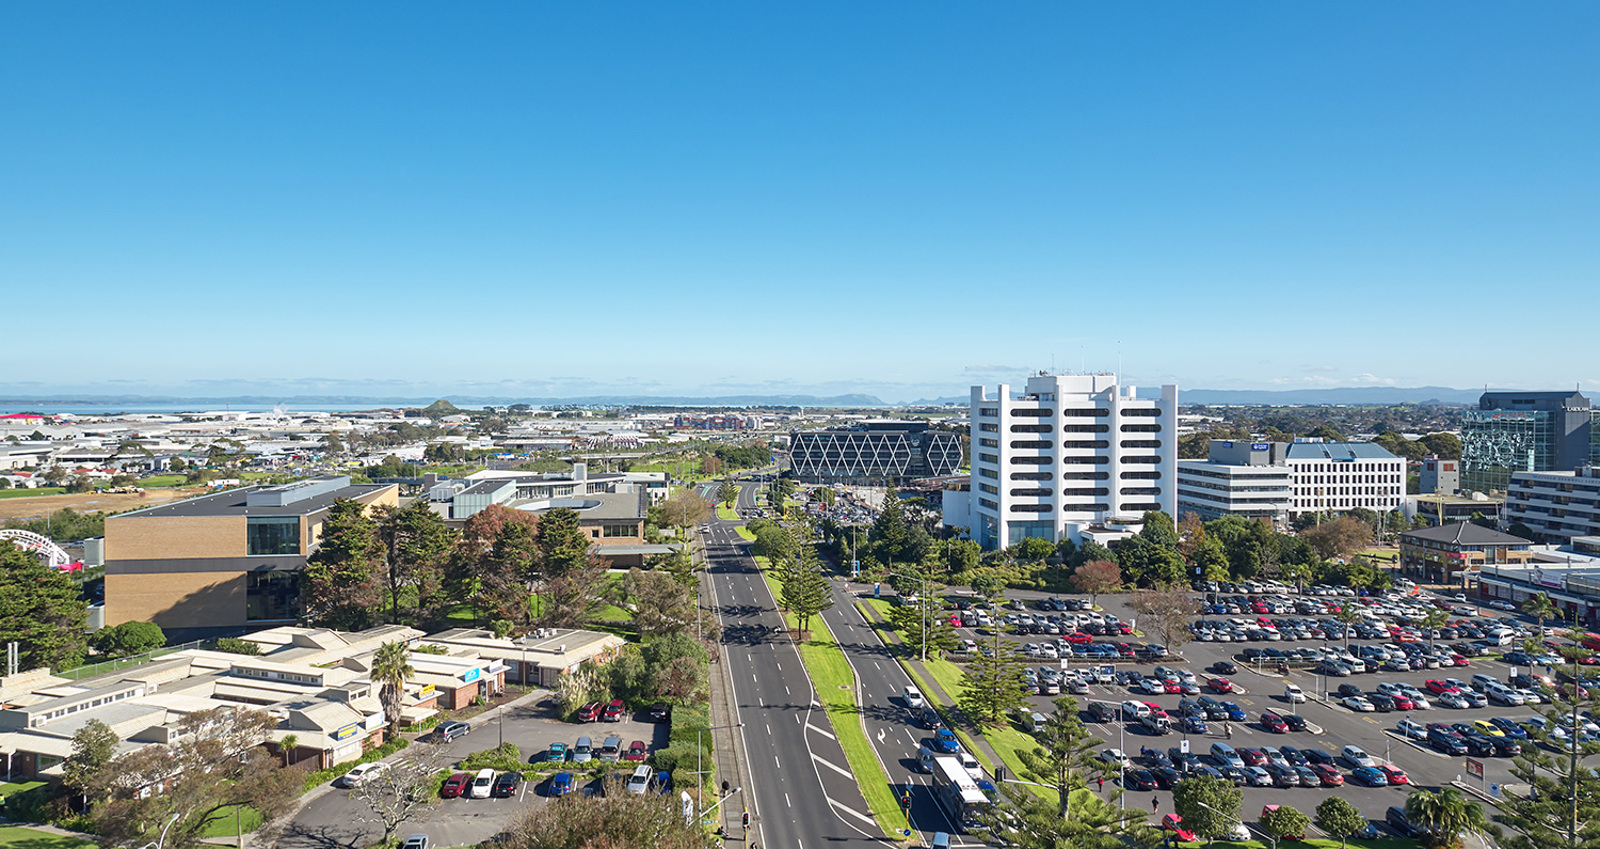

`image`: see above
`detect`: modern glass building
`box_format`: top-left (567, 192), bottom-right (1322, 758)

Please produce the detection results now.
top-left (1461, 391), bottom-right (1593, 495)
top-left (789, 421), bottom-right (962, 485)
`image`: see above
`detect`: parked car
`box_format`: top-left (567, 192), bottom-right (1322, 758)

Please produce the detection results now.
top-left (469, 768), bottom-right (495, 799)
top-left (440, 772), bottom-right (471, 798)
top-left (437, 721), bottom-right (471, 742)
top-left (577, 702), bottom-right (602, 722)
top-left (548, 772), bottom-right (574, 796)
top-left (337, 762), bottom-right (388, 788)
top-left (625, 740), bottom-right (649, 762)
top-left (492, 771), bottom-right (522, 798)
top-left (603, 699), bottom-right (626, 722)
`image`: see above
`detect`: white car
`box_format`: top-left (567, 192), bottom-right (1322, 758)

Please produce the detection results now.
top-left (1408, 693), bottom-right (1433, 710)
top-left (1489, 600), bottom-right (1517, 611)
top-left (337, 761), bottom-right (388, 788)
top-left (1438, 691), bottom-right (1469, 709)
top-left (1284, 684), bottom-right (1307, 704)
top-left (903, 686), bottom-right (925, 709)
top-left (469, 767), bottom-right (495, 799)
top-left (1343, 696), bottom-right (1376, 712)
top-left (1515, 688), bottom-right (1544, 704)
top-left (1140, 678), bottom-right (1167, 695)
top-left (1396, 718), bottom-right (1429, 740)
top-left (1340, 745), bottom-right (1375, 768)
top-left (1097, 748), bottom-right (1132, 768)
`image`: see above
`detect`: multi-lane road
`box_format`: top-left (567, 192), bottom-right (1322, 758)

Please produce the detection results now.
top-left (702, 488), bottom-right (884, 849)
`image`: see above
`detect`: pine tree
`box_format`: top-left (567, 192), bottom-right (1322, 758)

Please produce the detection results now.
top-left (779, 547), bottom-right (835, 639)
top-left (957, 630), bottom-right (1031, 727)
top-left (868, 494), bottom-right (910, 566)
top-left (1016, 696), bottom-right (1112, 819)
top-left (1494, 639), bottom-right (1600, 849)
top-left (301, 498), bottom-right (382, 630)
top-left (535, 507), bottom-right (609, 629)
top-left (0, 540), bottom-right (89, 670)
top-left (373, 499), bottom-right (455, 624)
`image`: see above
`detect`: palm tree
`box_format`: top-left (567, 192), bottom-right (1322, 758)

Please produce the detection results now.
top-left (280, 733), bottom-right (299, 767)
top-left (1522, 593), bottom-right (1557, 639)
top-left (1421, 609), bottom-right (1449, 649)
top-left (371, 641), bottom-right (415, 738)
top-left (1404, 787), bottom-right (1494, 849)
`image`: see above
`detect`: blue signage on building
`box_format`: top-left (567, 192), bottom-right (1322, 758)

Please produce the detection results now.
top-left (1251, 442), bottom-right (1270, 450)
top-left (462, 667), bottom-right (481, 683)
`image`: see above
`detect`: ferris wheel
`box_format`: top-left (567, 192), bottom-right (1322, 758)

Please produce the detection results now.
top-left (0, 529), bottom-right (72, 569)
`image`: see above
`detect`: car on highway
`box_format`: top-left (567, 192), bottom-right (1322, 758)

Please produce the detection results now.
top-left (440, 772), bottom-right (471, 798)
top-left (548, 772), bottom-right (574, 796)
top-left (935, 729), bottom-right (961, 754)
top-left (903, 686), bottom-right (925, 708)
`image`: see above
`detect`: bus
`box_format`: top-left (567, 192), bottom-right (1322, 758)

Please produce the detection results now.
top-left (928, 754), bottom-right (990, 833)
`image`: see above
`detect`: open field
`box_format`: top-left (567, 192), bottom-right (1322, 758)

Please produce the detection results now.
top-left (0, 827), bottom-right (97, 849)
top-left (0, 487), bottom-right (205, 520)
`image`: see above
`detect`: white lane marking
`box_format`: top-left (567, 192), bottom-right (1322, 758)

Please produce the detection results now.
top-left (829, 797), bottom-right (877, 826)
top-left (766, 723), bottom-right (771, 735)
top-left (877, 728), bottom-right (885, 743)
top-left (806, 723), bottom-right (835, 740)
top-left (813, 752), bottom-right (854, 779)
top-left (774, 755), bottom-right (781, 769)
top-left (786, 685), bottom-right (791, 695)
top-left (786, 792), bottom-right (791, 806)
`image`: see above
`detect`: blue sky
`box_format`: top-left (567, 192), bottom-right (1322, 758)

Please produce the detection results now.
top-left (3, 3), bottom-right (1596, 403)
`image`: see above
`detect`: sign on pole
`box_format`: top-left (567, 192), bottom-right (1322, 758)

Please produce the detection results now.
top-left (1465, 758), bottom-right (1484, 779)
top-left (1180, 739), bottom-right (1190, 754)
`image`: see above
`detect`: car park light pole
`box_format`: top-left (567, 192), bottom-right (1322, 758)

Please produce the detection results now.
top-left (695, 723), bottom-right (745, 820)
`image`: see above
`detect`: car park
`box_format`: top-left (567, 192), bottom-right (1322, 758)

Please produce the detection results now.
top-left (573, 736), bottom-right (594, 763)
top-left (1260, 712), bottom-right (1289, 733)
top-left (1310, 763), bottom-right (1344, 786)
top-left (1379, 764), bottom-right (1409, 784)
top-left (577, 702), bottom-right (602, 722)
top-left (1343, 695), bottom-right (1376, 712)
top-left (437, 721), bottom-right (471, 741)
top-left (1340, 745), bottom-right (1375, 768)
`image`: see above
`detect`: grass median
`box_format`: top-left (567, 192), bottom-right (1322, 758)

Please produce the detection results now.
top-left (794, 613), bottom-right (911, 838)
top-left (716, 502), bottom-right (739, 521)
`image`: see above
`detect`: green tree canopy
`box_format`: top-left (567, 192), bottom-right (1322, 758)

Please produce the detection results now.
top-left (0, 540), bottom-right (89, 670)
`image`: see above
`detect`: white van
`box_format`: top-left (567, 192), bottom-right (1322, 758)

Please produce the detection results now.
top-left (1017, 708), bottom-right (1046, 733)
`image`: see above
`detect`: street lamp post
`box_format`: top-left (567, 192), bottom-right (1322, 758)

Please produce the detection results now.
top-left (695, 723), bottom-right (745, 819)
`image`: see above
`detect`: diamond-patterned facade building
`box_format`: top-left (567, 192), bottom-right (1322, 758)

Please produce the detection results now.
top-left (789, 421), bottom-right (962, 485)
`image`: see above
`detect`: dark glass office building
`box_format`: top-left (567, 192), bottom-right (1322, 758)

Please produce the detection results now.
top-left (1461, 391), bottom-right (1595, 495)
top-left (789, 421), bottom-right (963, 485)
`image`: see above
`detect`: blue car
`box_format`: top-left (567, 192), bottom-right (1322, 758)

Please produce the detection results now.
top-left (1179, 716), bottom-right (1208, 734)
top-left (1503, 651), bottom-right (1534, 667)
top-left (1220, 701), bottom-right (1247, 721)
top-left (549, 772), bottom-right (574, 796)
top-left (1351, 766), bottom-right (1388, 787)
top-left (935, 729), bottom-right (961, 754)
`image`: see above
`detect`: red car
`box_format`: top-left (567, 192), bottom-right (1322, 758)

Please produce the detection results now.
top-left (1065, 632), bottom-right (1093, 644)
top-left (1240, 748), bottom-right (1267, 766)
top-left (1143, 702), bottom-right (1169, 718)
top-left (1425, 680), bottom-right (1458, 695)
top-left (441, 771), bottom-right (471, 798)
top-left (1162, 681), bottom-right (1183, 694)
top-left (1451, 654), bottom-right (1471, 667)
top-left (1209, 678), bottom-right (1234, 693)
top-left (577, 701), bottom-right (602, 722)
top-left (1392, 695), bottom-right (1416, 710)
top-left (1379, 765), bottom-right (1409, 785)
top-left (1260, 713), bottom-right (1289, 734)
top-left (1163, 813), bottom-right (1197, 842)
top-left (1310, 764), bottom-right (1344, 786)
top-left (604, 699), bottom-right (626, 722)
top-left (624, 740), bottom-right (648, 762)
top-left (1113, 623), bottom-right (1132, 635)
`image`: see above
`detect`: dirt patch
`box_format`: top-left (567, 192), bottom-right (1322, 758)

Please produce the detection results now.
top-left (0, 488), bottom-right (207, 521)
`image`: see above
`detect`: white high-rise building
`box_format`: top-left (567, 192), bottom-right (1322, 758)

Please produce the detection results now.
top-left (968, 373), bottom-right (1178, 549)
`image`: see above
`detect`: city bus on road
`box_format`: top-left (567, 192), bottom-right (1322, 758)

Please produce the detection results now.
top-left (929, 754), bottom-right (989, 833)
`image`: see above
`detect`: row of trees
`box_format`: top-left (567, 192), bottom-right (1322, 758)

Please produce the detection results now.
top-left (300, 499), bottom-right (609, 633)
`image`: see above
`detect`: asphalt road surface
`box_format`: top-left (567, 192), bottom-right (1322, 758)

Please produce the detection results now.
top-left (702, 513), bottom-right (885, 849)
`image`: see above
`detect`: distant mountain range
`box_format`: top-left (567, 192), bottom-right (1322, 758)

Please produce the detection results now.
top-left (0, 385), bottom-right (1500, 411)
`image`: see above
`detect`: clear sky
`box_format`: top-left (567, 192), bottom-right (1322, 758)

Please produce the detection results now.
top-left (3, 3), bottom-right (1596, 403)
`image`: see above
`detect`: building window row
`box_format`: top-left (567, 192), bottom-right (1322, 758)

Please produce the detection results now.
top-left (1010, 487), bottom-right (1049, 496)
top-left (1120, 439), bottom-right (1162, 449)
top-left (1063, 424), bottom-right (1110, 433)
top-left (979, 438), bottom-right (998, 448)
top-left (1120, 423), bottom-right (1161, 433)
top-left (1011, 408), bottom-right (1052, 418)
top-left (1010, 440), bottom-right (1052, 449)
top-left (1060, 408), bottom-right (1111, 417)
top-left (1010, 471), bottom-right (1051, 481)
top-left (1122, 408), bottom-right (1163, 417)
top-left (1010, 423), bottom-right (1053, 433)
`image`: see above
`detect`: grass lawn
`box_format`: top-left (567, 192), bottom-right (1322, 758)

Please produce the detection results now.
top-left (735, 524), bottom-right (755, 541)
top-left (0, 827), bottom-right (97, 849)
top-left (196, 805), bottom-right (263, 838)
top-left (135, 474), bottom-right (187, 488)
top-left (0, 781), bottom-right (46, 801)
top-left (1181, 841), bottom-right (1413, 849)
top-left (716, 502), bottom-right (739, 521)
top-left (0, 487), bottom-right (65, 499)
top-left (793, 616), bottom-right (910, 838)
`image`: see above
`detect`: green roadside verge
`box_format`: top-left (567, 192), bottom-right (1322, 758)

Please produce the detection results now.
top-left (0, 826), bottom-right (97, 849)
top-left (750, 559), bottom-right (909, 837)
top-left (856, 599), bottom-right (1052, 803)
top-left (717, 502), bottom-right (739, 521)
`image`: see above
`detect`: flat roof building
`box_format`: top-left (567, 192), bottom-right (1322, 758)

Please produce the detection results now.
top-left (1506, 465), bottom-right (1600, 544)
top-left (102, 476), bottom-right (399, 637)
top-left (1461, 390), bottom-right (1596, 496)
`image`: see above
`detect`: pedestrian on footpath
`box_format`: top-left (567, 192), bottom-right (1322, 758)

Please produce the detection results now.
top-left (1152, 796), bottom-right (1159, 812)
top-left (1097, 776), bottom-right (1104, 791)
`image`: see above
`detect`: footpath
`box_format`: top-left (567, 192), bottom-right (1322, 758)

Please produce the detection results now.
top-left (699, 529), bottom-right (755, 849)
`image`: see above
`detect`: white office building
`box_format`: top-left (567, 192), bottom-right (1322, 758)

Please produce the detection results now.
top-left (1505, 466), bottom-right (1600, 543)
top-left (1283, 440), bottom-right (1406, 515)
top-left (1176, 441), bottom-right (1293, 523)
top-left (967, 373), bottom-right (1177, 549)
